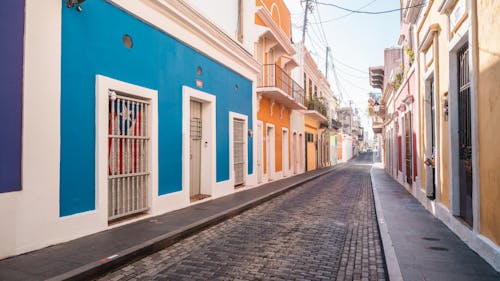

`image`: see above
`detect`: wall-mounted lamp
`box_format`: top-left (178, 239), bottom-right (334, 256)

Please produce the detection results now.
top-left (66, 0), bottom-right (86, 12)
top-left (248, 129), bottom-right (253, 138)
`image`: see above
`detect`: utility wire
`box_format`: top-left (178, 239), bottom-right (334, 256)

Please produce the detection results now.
top-left (310, 0), bottom-right (378, 24)
top-left (332, 57), bottom-right (368, 74)
top-left (315, 1), bottom-right (428, 15)
top-left (335, 67), bottom-right (369, 79)
top-left (312, 0), bottom-right (329, 45)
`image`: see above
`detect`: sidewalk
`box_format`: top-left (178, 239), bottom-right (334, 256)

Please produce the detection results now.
top-left (371, 163), bottom-right (500, 281)
top-left (0, 165), bottom-right (344, 281)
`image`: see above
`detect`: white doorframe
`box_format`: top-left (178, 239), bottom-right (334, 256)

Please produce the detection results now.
top-left (423, 67), bottom-right (440, 200)
top-left (182, 86), bottom-right (216, 202)
top-left (229, 112), bottom-right (248, 187)
top-left (256, 121), bottom-right (264, 183)
top-left (95, 75), bottom-right (158, 222)
top-left (292, 131), bottom-right (298, 174)
top-left (282, 128), bottom-right (289, 177)
top-left (298, 132), bottom-right (306, 173)
top-left (447, 27), bottom-right (470, 217)
top-left (266, 123), bottom-right (275, 180)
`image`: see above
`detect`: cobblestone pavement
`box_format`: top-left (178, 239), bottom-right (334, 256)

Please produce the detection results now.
top-left (99, 154), bottom-right (387, 281)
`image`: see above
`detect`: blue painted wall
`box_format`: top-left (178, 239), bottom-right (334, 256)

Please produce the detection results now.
top-left (60, 1), bottom-right (253, 216)
top-left (0, 1), bottom-right (24, 193)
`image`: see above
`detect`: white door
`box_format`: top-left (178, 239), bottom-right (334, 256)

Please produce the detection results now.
top-left (293, 132), bottom-right (298, 174)
top-left (299, 133), bottom-right (304, 172)
top-left (190, 100), bottom-right (202, 197)
top-left (266, 126), bottom-right (275, 180)
top-left (282, 129), bottom-right (289, 176)
top-left (257, 122), bottom-right (263, 183)
top-left (233, 119), bottom-right (245, 186)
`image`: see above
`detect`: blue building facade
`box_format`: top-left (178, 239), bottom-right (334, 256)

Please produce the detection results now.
top-left (60, 1), bottom-right (253, 216)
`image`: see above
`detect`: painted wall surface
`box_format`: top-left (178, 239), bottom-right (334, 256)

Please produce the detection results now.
top-left (257, 97), bottom-right (290, 174)
top-left (255, 0), bottom-right (291, 38)
top-left (0, 1), bottom-right (24, 193)
top-left (290, 111), bottom-right (305, 172)
top-left (60, 1), bottom-right (253, 216)
top-left (477, 0), bottom-right (500, 246)
top-left (416, 1), bottom-right (450, 208)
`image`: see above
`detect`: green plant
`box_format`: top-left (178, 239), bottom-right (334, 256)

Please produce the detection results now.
top-left (394, 72), bottom-right (403, 90)
top-left (405, 47), bottom-right (415, 65)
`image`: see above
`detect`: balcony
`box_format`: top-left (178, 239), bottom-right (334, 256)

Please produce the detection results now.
top-left (369, 66), bottom-right (384, 90)
top-left (372, 121), bottom-right (383, 134)
top-left (368, 104), bottom-right (386, 117)
top-left (303, 96), bottom-right (328, 122)
top-left (257, 64), bottom-right (306, 110)
top-left (330, 118), bottom-right (342, 130)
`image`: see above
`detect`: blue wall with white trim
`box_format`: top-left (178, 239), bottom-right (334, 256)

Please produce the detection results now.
top-left (60, 0), bottom-right (253, 216)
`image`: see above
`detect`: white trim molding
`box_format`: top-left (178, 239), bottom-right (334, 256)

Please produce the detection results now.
top-left (229, 111), bottom-right (249, 188)
top-left (181, 86), bottom-right (216, 203)
top-left (95, 74), bottom-right (159, 221)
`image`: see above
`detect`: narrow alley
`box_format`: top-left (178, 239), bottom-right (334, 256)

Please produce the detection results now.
top-left (99, 154), bottom-right (387, 281)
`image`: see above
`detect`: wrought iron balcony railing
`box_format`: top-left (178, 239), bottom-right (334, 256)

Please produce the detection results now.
top-left (257, 64), bottom-right (305, 106)
top-left (305, 97), bottom-right (328, 118)
top-left (330, 118), bottom-right (342, 129)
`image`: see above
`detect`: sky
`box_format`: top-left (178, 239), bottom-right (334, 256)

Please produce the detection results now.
top-left (284, 0), bottom-right (401, 131)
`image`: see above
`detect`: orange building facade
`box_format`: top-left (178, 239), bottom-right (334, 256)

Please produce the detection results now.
top-left (254, 0), bottom-right (306, 182)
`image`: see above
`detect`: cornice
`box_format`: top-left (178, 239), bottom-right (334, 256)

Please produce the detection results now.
top-left (404, 0), bottom-right (426, 24)
top-left (418, 23), bottom-right (441, 52)
top-left (438, 0), bottom-right (456, 14)
top-left (256, 7), bottom-right (295, 56)
top-left (110, 0), bottom-right (261, 79)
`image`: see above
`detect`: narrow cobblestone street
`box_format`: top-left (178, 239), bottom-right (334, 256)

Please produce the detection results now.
top-left (100, 154), bottom-right (387, 281)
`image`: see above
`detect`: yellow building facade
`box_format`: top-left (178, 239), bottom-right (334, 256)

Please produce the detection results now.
top-left (411, 0), bottom-right (500, 271)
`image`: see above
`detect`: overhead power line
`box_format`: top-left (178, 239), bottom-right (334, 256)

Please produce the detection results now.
top-left (332, 57), bottom-right (368, 74)
top-left (315, 1), bottom-right (428, 15)
top-left (311, 0), bottom-right (378, 24)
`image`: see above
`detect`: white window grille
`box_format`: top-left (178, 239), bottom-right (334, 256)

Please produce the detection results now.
top-left (108, 91), bottom-right (150, 221)
top-left (233, 119), bottom-right (245, 186)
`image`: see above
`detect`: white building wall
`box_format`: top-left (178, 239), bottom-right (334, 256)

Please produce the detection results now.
top-left (341, 134), bottom-right (353, 162)
top-left (185, 0), bottom-right (257, 54)
top-left (290, 111), bottom-right (305, 174)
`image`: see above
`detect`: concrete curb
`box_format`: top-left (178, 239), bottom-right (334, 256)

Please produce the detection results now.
top-left (370, 163), bottom-right (404, 281)
top-left (49, 164), bottom-right (347, 281)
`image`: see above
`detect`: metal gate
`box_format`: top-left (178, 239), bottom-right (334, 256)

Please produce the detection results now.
top-left (108, 92), bottom-right (149, 221)
top-left (458, 44), bottom-right (473, 226)
top-left (405, 112), bottom-right (412, 184)
top-left (233, 119), bottom-right (245, 186)
top-left (429, 78), bottom-right (436, 199)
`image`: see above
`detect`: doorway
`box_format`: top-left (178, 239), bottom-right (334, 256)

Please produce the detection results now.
top-left (190, 100), bottom-right (203, 200)
top-left (292, 132), bottom-right (298, 174)
top-left (266, 125), bottom-right (275, 180)
top-left (282, 129), bottom-right (289, 177)
top-left (233, 118), bottom-right (245, 187)
top-left (425, 77), bottom-right (437, 199)
top-left (457, 44), bottom-right (473, 226)
top-left (257, 122), bottom-right (263, 183)
top-left (405, 111), bottom-right (413, 185)
top-left (182, 86), bottom-right (216, 204)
